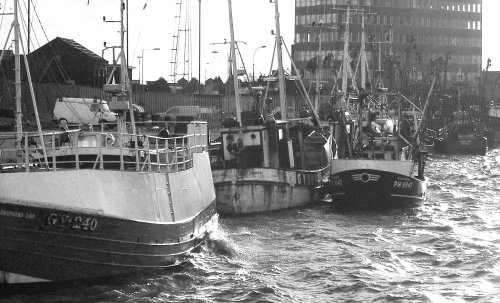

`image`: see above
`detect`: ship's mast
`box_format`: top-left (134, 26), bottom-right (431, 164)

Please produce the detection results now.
top-left (274, 0), bottom-right (286, 120)
top-left (104, 0), bottom-right (136, 137)
top-left (169, 0), bottom-right (192, 88)
top-left (121, 0), bottom-right (136, 136)
top-left (314, 23), bottom-right (322, 114)
top-left (360, 14), bottom-right (366, 90)
top-left (228, 0), bottom-right (241, 126)
top-left (0, 0), bottom-right (46, 163)
top-left (341, 6), bottom-right (350, 105)
top-left (14, 0), bottom-right (22, 147)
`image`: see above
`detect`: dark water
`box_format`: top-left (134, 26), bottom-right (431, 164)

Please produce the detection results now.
top-left (2, 150), bottom-right (500, 302)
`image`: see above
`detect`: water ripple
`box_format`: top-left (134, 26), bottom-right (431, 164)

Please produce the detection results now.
top-left (2, 154), bottom-right (500, 302)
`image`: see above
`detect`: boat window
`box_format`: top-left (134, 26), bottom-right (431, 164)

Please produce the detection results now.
top-left (78, 134), bottom-right (98, 147)
top-left (90, 103), bottom-right (99, 112)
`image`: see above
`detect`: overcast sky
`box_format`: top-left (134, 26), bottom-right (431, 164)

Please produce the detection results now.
top-left (1, 0), bottom-right (497, 83)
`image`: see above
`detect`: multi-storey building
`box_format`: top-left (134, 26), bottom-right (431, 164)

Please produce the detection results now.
top-left (293, 0), bottom-right (482, 93)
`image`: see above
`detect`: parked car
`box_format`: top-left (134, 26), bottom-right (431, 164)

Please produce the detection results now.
top-left (155, 106), bottom-right (202, 121)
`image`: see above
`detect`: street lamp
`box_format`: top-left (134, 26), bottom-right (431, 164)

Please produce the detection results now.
top-left (137, 56), bottom-right (142, 84)
top-left (252, 45), bottom-right (266, 83)
top-left (205, 62), bottom-right (210, 81)
top-left (141, 48), bottom-right (160, 85)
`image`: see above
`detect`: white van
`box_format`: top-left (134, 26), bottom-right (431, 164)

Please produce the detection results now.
top-left (53, 97), bottom-right (117, 125)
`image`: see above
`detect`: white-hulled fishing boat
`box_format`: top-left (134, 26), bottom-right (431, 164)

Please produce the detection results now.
top-left (0, 0), bottom-right (217, 285)
top-left (210, 0), bottom-right (335, 215)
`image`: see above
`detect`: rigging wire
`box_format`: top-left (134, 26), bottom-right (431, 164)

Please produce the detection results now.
top-left (0, 0), bottom-right (14, 109)
top-left (129, 0), bottom-right (150, 75)
top-left (18, 0), bottom-right (107, 126)
top-left (21, 0), bottom-right (71, 84)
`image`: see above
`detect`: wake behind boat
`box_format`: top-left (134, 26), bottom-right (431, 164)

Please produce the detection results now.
top-left (0, 0), bottom-right (217, 285)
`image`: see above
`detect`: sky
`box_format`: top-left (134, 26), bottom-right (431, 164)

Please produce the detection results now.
top-left (1, 0), bottom-right (498, 83)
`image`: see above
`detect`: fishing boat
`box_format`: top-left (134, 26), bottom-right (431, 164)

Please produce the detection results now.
top-left (486, 101), bottom-right (500, 149)
top-left (434, 110), bottom-right (487, 155)
top-left (0, 0), bottom-right (217, 285)
top-left (209, 0), bottom-right (334, 215)
top-left (322, 7), bottom-right (430, 210)
top-left (325, 92), bottom-right (429, 210)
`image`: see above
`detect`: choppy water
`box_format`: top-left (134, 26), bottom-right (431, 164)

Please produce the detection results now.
top-left (2, 150), bottom-right (500, 302)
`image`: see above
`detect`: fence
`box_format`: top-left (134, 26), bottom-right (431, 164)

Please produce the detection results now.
top-left (0, 81), bottom-right (322, 131)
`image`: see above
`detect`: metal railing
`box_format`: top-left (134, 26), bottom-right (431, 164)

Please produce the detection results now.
top-left (0, 127), bottom-right (207, 174)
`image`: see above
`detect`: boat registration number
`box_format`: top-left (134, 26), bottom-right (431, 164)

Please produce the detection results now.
top-left (46, 213), bottom-right (98, 231)
top-left (393, 181), bottom-right (413, 189)
top-left (296, 172), bottom-right (318, 187)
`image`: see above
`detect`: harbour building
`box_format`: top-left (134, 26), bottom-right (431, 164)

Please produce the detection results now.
top-left (293, 0), bottom-right (483, 93)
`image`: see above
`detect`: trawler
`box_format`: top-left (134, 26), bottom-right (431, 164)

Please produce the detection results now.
top-left (210, 0), bottom-right (334, 215)
top-left (322, 6), bottom-right (430, 210)
top-left (0, 0), bottom-right (217, 284)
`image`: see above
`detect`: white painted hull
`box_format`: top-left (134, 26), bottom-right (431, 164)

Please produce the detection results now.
top-left (212, 167), bottom-right (327, 215)
top-left (0, 152), bottom-right (215, 222)
top-left (0, 152), bottom-right (218, 284)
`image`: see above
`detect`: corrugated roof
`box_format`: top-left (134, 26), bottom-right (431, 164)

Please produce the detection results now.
top-left (55, 37), bottom-right (106, 62)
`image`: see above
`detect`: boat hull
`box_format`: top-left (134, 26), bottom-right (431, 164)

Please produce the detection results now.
top-left (434, 136), bottom-right (487, 155)
top-left (212, 167), bottom-right (328, 215)
top-left (325, 160), bottom-right (427, 210)
top-left (0, 201), bottom-right (218, 283)
top-left (486, 129), bottom-right (500, 149)
top-left (0, 152), bottom-right (218, 284)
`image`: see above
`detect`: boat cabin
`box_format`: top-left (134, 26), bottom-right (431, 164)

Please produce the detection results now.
top-left (211, 116), bottom-right (331, 171)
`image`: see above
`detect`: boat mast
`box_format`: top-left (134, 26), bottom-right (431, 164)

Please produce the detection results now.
top-left (360, 14), bottom-right (366, 90)
top-left (341, 6), bottom-right (350, 106)
top-left (227, 0), bottom-right (241, 126)
top-left (198, 0), bottom-right (201, 93)
top-left (274, 0), bottom-right (286, 120)
top-left (14, 0), bottom-right (22, 147)
top-left (120, 0), bottom-right (136, 136)
top-left (314, 23), bottom-right (322, 114)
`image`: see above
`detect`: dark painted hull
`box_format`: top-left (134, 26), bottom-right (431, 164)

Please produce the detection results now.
top-left (485, 129), bottom-right (500, 150)
top-left (0, 201), bottom-right (217, 283)
top-left (326, 169), bottom-right (427, 211)
top-left (434, 136), bottom-right (487, 155)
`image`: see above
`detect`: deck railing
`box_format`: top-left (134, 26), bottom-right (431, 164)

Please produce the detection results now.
top-left (0, 126), bottom-right (208, 174)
